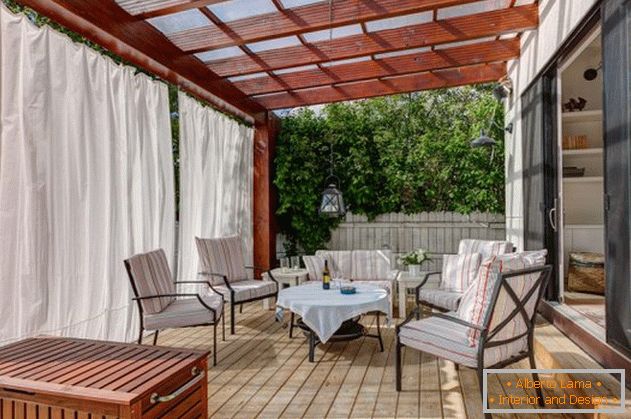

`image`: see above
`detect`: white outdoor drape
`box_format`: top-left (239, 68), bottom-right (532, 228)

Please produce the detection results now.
top-left (177, 92), bottom-right (253, 285)
top-left (0, 5), bottom-right (175, 344)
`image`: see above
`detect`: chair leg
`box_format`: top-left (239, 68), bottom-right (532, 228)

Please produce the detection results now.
top-left (289, 312), bottom-right (295, 338)
top-left (153, 330), bottom-right (159, 346)
top-left (137, 327), bottom-right (143, 344)
top-left (230, 303), bottom-right (236, 335)
top-left (222, 310), bottom-right (226, 341)
top-left (477, 366), bottom-right (491, 419)
top-left (213, 322), bottom-right (218, 366)
top-left (308, 331), bottom-right (316, 362)
top-left (395, 337), bottom-right (402, 391)
top-left (239, 304), bottom-right (243, 314)
top-left (454, 363), bottom-right (460, 371)
top-left (376, 312), bottom-right (384, 352)
top-left (529, 351), bottom-right (545, 406)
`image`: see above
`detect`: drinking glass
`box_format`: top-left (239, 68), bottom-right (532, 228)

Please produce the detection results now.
top-left (280, 257), bottom-right (289, 272)
top-left (291, 256), bottom-right (300, 270)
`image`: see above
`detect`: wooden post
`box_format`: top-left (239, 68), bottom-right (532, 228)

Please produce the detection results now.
top-left (253, 112), bottom-right (280, 277)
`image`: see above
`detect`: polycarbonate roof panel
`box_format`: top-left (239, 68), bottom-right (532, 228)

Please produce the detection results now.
top-left (208, 0), bottom-right (277, 22)
top-left (320, 56), bottom-right (371, 67)
top-left (116, 0), bottom-right (184, 15)
top-left (302, 24), bottom-right (363, 43)
top-left (274, 64), bottom-right (320, 75)
top-left (280, 0), bottom-right (325, 8)
top-left (374, 47), bottom-right (432, 59)
top-left (147, 9), bottom-right (210, 35)
top-left (437, 0), bottom-right (510, 20)
top-left (365, 11), bottom-right (433, 32)
top-left (434, 36), bottom-right (497, 50)
top-left (228, 72), bottom-right (269, 82)
top-left (195, 46), bottom-right (245, 62)
top-left (247, 36), bottom-right (303, 52)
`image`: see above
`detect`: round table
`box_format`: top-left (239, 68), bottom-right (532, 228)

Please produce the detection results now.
top-left (276, 282), bottom-right (390, 362)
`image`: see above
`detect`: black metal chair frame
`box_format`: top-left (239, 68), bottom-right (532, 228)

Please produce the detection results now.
top-left (124, 260), bottom-right (226, 366)
top-left (200, 266), bottom-right (278, 335)
top-left (396, 264), bottom-right (552, 418)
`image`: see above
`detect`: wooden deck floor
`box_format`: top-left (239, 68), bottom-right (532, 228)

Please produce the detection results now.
top-left (158, 304), bottom-right (630, 419)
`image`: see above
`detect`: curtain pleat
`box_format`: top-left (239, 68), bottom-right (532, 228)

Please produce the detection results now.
top-left (177, 93), bottom-right (253, 287)
top-left (0, 5), bottom-right (175, 344)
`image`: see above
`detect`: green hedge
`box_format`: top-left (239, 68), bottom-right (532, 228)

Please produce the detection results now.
top-left (275, 86), bottom-right (505, 255)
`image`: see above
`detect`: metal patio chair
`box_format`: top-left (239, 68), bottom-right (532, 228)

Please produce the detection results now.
top-left (124, 248), bottom-right (225, 366)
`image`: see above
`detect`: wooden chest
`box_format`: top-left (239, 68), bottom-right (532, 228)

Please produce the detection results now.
top-left (0, 336), bottom-right (209, 418)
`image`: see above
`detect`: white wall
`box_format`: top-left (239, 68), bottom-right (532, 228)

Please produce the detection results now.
top-left (504, 0), bottom-right (599, 250)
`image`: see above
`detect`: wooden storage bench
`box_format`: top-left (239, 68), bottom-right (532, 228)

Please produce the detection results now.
top-left (0, 336), bottom-right (209, 418)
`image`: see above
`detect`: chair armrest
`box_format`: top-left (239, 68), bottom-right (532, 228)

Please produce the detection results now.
top-left (265, 270), bottom-right (279, 284)
top-left (414, 271), bottom-right (442, 302)
top-left (174, 281), bottom-right (225, 305)
top-left (198, 272), bottom-right (233, 291)
top-left (134, 293), bottom-right (220, 316)
top-left (430, 312), bottom-right (487, 332)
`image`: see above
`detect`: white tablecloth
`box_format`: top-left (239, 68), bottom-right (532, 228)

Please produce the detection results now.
top-left (276, 282), bottom-right (390, 343)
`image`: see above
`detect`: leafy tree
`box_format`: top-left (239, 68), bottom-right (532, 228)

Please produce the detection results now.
top-left (275, 86), bottom-right (505, 255)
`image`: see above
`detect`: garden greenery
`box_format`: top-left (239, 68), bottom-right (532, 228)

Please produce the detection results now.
top-left (275, 86), bottom-right (505, 255)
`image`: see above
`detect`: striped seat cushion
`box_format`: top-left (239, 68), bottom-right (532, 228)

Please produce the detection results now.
top-left (418, 289), bottom-right (463, 311)
top-left (125, 249), bottom-right (175, 315)
top-left (302, 255), bottom-right (324, 281)
top-left (214, 279), bottom-right (278, 303)
top-left (458, 239), bottom-right (514, 259)
top-left (350, 250), bottom-right (392, 281)
top-left (144, 294), bottom-right (223, 330)
top-left (440, 253), bottom-right (482, 292)
top-left (315, 250), bottom-right (352, 279)
top-left (195, 236), bottom-right (249, 284)
top-left (398, 314), bottom-right (528, 368)
top-left (457, 250), bottom-right (548, 346)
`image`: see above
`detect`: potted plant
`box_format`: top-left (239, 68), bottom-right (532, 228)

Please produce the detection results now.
top-left (398, 248), bottom-right (431, 276)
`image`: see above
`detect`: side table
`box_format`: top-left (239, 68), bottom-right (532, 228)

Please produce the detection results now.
top-left (263, 268), bottom-right (310, 309)
top-left (397, 271), bottom-right (432, 318)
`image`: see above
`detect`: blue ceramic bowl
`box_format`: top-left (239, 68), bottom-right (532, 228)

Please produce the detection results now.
top-left (340, 286), bottom-right (356, 295)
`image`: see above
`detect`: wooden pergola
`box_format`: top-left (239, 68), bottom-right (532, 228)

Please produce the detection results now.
top-left (19, 0), bottom-right (539, 271)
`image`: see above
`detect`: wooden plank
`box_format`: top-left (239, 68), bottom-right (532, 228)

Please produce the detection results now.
top-left (166, 0), bottom-right (482, 50)
top-left (254, 63), bottom-right (506, 110)
top-left (205, 5), bottom-right (537, 77)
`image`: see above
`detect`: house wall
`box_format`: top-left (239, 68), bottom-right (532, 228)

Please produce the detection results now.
top-left (505, 0), bottom-right (599, 249)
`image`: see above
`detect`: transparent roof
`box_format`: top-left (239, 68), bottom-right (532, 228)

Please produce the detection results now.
top-left (302, 24), bottom-right (363, 43)
top-left (116, 0), bottom-right (186, 16)
top-left (365, 11), bottom-right (433, 32)
top-left (280, 0), bottom-right (325, 8)
top-left (247, 36), bottom-right (302, 53)
top-left (195, 46), bottom-right (245, 62)
top-left (228, 72), bottom-right (269, 82)
top-left (274, 64), bottom-right (320, 75)
top-left (374, 47), bottom-right (432, 59)
top-left (147, 9), bottom-right (210, 35)
top-left (321, 56), bottom-right (371, 67)
top-left (437, 0), bottom-right (510, 20)
top-left (434, 36), bottom-right (498, 50)
top-left (207, 0), bottom-right (278, 22)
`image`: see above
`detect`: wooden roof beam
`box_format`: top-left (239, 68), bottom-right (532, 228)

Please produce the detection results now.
top-left (234, 38), bottom-right (520, 96)
top-left (135, 0), bottom-right (230, 19)
top-left (167, 0), bottom-right (483, 52)
top-left (18, 0), bottom-right (265, 121)
top-left (253, 63), bottom-right (507, 109)
top-left (205, 4), bottom-right (538, 77)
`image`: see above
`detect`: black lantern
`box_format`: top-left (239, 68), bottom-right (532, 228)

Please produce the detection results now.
top-left (470, 130), bottom-right (497, 148)
top-left (319, 176), bottom-right (346, 217)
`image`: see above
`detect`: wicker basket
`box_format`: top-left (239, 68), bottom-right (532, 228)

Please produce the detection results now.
top-left (567, 252), bottom-right (605, 294)
top-left (563, 135), bottom-right (588, 150)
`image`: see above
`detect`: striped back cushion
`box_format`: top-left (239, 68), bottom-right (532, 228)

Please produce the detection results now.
top-left (440, 253), bottom-right (482, 292)
top-left (458, 240), bottom-right (514, 259)
top-left (457, 250), bottom-right (547, 346)
top-left (302, 255), bottom-right (324, 281)
top-left (125, 249), bottom-right (175, 315)
top-left (350, 250), bottom-right (392, 280)
top-left (315, 250), bottom-right (352, 279)
top-left (195, 236), bottom-right (248, 284)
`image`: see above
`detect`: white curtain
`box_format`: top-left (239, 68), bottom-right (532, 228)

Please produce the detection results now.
top-left (0, 5), bottom-right (175, 345)
top-left (177, 92), bottom-right (253, 284)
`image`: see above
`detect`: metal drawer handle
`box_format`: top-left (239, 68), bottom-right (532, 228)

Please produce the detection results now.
top-left (150, 367), bottom-right (204, 404)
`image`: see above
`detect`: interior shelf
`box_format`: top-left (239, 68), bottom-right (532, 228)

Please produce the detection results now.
top-left (562, 147), bottom-right (603, 156)
top-left (562, 110), bottom-right (603, 122)
top-left (563, 176), bottom-right (604, 183)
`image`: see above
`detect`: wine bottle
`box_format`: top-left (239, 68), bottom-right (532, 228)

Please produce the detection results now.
top-left (322, 260), bottom-right (331, 290)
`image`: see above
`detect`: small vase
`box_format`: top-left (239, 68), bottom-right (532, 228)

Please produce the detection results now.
top-left (408, 264), bottom-right (422, 277)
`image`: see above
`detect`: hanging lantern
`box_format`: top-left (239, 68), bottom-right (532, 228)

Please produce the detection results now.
top-left (470, 130), bottom-right (497, 148)
top-left (319, 176), bottom-right (346, 217)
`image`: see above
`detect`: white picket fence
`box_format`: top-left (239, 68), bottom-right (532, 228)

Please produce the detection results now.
top-left (278, 212), bottom-right (506, 271)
